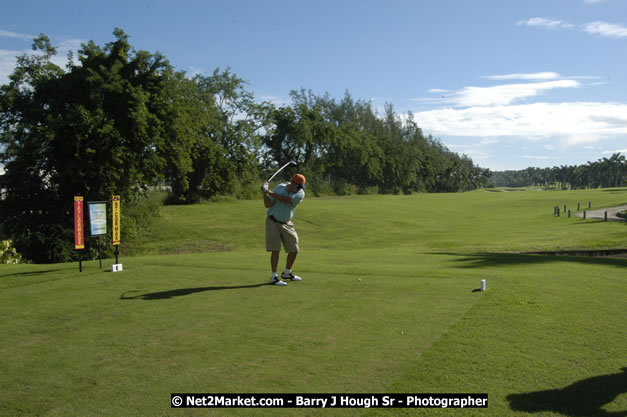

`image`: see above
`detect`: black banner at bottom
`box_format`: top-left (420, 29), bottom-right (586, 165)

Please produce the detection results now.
top-left (171, 393), bottom-right (488, 409)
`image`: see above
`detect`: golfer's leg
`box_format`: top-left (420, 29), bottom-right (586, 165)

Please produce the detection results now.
top-left (280, 222), bottom-right (300, 276)
top-left (271, 251), bottom-right (280, 273)
top-left (266, 217), bottom-right (282, 275)
top-left (286, 251), bottom-right (298, 270)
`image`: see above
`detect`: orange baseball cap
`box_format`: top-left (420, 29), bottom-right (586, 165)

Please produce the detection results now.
top-left (291, 174), bottom-right (306, 188)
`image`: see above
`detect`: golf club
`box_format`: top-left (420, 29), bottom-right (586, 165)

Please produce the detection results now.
top-left (267, 161), bottom-right (297, 183)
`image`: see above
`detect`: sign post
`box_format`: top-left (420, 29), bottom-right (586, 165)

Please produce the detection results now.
top-left (74, 197), bottom-right (85, 272)
top-left (88, 201), bottom-right (107, 269)
top-left (111, 195), bottom-right (123, 272)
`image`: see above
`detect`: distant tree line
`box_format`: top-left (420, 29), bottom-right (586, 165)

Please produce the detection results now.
top-left (263, 89), bottom-right (491, 196)
top-left (491, 153), bottom-right (626, 189)
top-left (0, 29), bottom-right (489, 262)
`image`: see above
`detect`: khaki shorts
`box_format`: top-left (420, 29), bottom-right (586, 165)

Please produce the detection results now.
top-left (266, 216), bottom-right (300, 252)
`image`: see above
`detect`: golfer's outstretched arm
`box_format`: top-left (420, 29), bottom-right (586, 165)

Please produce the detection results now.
top-left (265, 190), bottom-right (292, 204)
top-left (263, 192), bottom-right (274, 208)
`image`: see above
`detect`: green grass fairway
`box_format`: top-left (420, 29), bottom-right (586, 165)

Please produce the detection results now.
top-left (1, 188), bottom-right (626, 416)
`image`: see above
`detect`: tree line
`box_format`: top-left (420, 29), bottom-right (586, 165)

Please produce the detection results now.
top-left (0, 29), bottom-right (490, 262)
top-left (264, 89), bottom-right (491, 196)
top-left (491, 153), bottom-right (626, 189)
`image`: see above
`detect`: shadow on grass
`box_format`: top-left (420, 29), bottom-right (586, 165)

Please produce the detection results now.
top-left (0, 269), bottom-right (63, 278)
top-left (436, 252), bottom-right (627, 269)
top-left (507, 368), bottom-right (627, 417)
top-left (299, 217), bottom-right (320, 226)
top-left (120, 283), bottom-right (269, 300)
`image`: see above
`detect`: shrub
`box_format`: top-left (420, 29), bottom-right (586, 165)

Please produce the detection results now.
top-left (1, 240), bottom-right (23, 264)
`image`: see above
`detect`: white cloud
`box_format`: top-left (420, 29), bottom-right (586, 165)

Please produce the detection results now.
top-left (453, 80), bottom-right (580, 107)
top-left (518, 17), bottom-right (627, 39)
top-left (445, 143), bottom-right (471, 150)
top-left (517, 17), bottom-right (575, 30)
top-left (0, 29), bottom-right (35, 41)
top-left (417, 72), bottom-right (623, 169)
top-left (569, 75), bottom-right (604, 80)
top-left (460, 148), bottom-right (491, 162)
top-left (481, 137), bottom-right (499, 145)
top-left (409, 97), bottom-right (449, 105)
top-left (414, 102), bottom-right (627, 145)
top-left (483, 72), bottom-right (561, 81)
top-left (584, 0), bottom-right (606, 4)
top-left (259, 95), bottom-right (290, 106)
top-left (58, 38), bottom-right (84, 53)
top-left (444, 143), bottom-right (492, 165)
top-left (427, 88), bottom-right (451, 93)
top-left (0, 49), bottom-right (26, 84)
top-left (583, 21), bottom-right (627, 38)
top-left (187, 66), bottom-right (204, 77)
top-left (369, 96), bottom-right (392, 103)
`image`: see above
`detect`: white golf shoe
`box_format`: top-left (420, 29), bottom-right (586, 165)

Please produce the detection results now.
top-left (270, 276), bottom-right (287, 286)
top-left (281, 272), bottom-right (302, 281)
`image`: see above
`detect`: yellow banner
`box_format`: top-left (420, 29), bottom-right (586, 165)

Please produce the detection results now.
top-left (112, 195), bottom-right (121, 245)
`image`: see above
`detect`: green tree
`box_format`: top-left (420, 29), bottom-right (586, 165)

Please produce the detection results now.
top-left (0, 29), bottom-right (174, 262)
top-left (319, 92), bottom-right (383, 194)
top-left (169, 69), bottom-right (268, 203)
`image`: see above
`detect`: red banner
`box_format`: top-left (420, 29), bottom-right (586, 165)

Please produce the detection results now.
top-left (74, 197), bottom-right (84, 250)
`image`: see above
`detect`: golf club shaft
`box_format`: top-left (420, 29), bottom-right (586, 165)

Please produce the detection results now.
top-left (267, 161), bottom-right (295, 183)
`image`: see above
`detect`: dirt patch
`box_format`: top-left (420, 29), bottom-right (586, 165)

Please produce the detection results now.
top-left (575, 204), bottom-right (627, 221)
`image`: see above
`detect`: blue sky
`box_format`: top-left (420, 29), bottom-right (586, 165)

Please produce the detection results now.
top-left (1, 0), bottom-right (626, 171)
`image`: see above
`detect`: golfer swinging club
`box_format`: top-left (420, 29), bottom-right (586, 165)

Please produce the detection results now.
top-left (261, 174), bottom-right (306, 286)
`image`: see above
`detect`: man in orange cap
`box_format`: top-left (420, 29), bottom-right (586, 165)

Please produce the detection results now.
top-left (261, 174), bottom-right (306, 286)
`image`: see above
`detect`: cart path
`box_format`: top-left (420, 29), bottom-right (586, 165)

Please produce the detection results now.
top-left (574, 204), bottom-right (627, 221)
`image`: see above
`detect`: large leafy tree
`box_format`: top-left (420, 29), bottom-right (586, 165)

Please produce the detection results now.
top-left (162, 68), bottom-right (270, 204)
top-left (0, 29), bottom-right (174, 262)
top-left (173, 69), bottom-right (267, 203)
